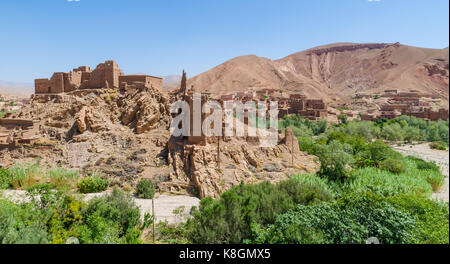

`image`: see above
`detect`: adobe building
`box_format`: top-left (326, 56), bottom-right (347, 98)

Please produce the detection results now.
top-left (35, 60), bottom-right (162, 94)
top-left (0, 118), bottom-right (40, 148)
top-left (119, 75), bottom-right (163, 91)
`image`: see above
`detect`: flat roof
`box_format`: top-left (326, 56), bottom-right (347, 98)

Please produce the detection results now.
top-left (122, 74), bottom-right (163, 79)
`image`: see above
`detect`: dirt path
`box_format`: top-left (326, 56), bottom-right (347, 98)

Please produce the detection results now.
top-left (0, 190), bottom-right (200, 225)
top-left (393, 143), bottom-right (449, 202)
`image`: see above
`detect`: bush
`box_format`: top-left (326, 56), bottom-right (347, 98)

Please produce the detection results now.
top-left (0, 168), bottom-right (10, 189)
top-left (381, 123), bottom-right (405, 142)
top-left (379, 158), bottom-right (406, 174)
top-left (77, 174), bottom-right (108, 194)
top-left (0, 187), bottom-right (148, 244)
top-left (316, 140), bottom-right (354, 182)
top-left (251, 192), bottom-right (416, 244)
top-left (344, 120), bottom-right (380, 140)
top-left (136, 179), bottom-right (156, 199)
top-left (355, 140), bottom-right (404, 169)
top-left (406, 156), bottom-right (440, 171)
top-left (338, 114), bottom-right (348, 125)
top-left (188, 179), bottom-right (332, 244)
top-left (429, 142), bottom-right (447, 150)
top-left (388, 195), bottom-right (449, 244)
top-left (0, 199), bottom-right (50, 244)
top-left (82, 188), bottom-right (142, 243)
top-left (298, 136), bottom-right (317, 154)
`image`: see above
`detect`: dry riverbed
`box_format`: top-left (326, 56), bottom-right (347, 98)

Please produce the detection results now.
top-left (393, 143), bottom-right (449, 202)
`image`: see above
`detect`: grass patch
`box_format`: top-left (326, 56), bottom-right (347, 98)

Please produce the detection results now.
top-left (345, 167), bottom-right (433, 198)
top-left (7, 162), bottom-right (44, 190)
top-left (47, 167), bottom-right (79, 188)
top-left (290, 173), bottom-right (341, 198)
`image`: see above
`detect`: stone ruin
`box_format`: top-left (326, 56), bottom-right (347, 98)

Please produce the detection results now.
top-left (0, 118), bottom-right (40, 149)
top-left (35, 60), bottom-right (163, 94)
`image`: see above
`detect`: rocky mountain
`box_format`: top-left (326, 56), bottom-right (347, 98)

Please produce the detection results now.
top-left (187, 43), bottom-right (449, 105)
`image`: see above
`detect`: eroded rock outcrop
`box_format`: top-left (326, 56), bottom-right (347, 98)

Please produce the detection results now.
top-left (167, 129), bottom-right (319, 198)
top-left (120, 83), bottom-right (169, 134)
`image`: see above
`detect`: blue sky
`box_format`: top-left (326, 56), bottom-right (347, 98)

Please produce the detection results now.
top-left (0, 0), bottom-right (448, 83)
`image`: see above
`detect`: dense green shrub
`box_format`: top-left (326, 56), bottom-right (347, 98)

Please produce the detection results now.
top-left (280, 115), bottom-right (327, 136)
top-left (406, 156), bottom-right (440, 171)
top-left (298, 136), bottom-right (316, 154)
top-left (388, 195), bottom-right (449, 244)
top-left (77, 174), bottom-right (108, 194)
top-left (355, 140), bottom-right (405, 169)
top-left (0, 199), bottom-right (50, 244)
top-left (0, 186), bottom-right (148, 244)
top-left (343, 120), bottom-right (380, 140)
top-left (429, 142), bottom-right (447, 150)
top-left (403, 126), bottom-right (423, 143)
top-left (84, 189), bottom-right (140, 241)
top-left (315, 140), bottom-right (354, 182)
top-left (0, 168), bottom-right (9, 189)
top-left (379, 158), bottom-right (406, 174)
top-left (381, 123), bottom-right (405, 141)
top-left (188, 179), bottom-right (332, 244)
top-left (250, 192), bottom-right (416, 244)
top-left (156, 218), bottom-right (191, 244)
top-left (337, 113), bottom-right (348, 125)
top-left (381, 116), bottom-right (449, 144)
top-left (136, 179), bottom-right (156, 199)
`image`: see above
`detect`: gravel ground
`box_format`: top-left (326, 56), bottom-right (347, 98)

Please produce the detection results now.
top-left (393, 143), bottom-right (449, 202)
top-left (1, 190), bottom-right (200, 225)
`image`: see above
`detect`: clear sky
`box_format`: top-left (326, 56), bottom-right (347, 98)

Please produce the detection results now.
top-left (0, 0), bottom-right (448, 83)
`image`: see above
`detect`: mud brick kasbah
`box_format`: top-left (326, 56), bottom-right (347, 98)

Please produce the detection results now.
top-left (34, 60), bottom-right (163, 94)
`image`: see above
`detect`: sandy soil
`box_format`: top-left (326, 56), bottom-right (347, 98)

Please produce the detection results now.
top-left (0, 190), bottom-right (200, 225)
top-left (393, 143), bottom-right (449, 202)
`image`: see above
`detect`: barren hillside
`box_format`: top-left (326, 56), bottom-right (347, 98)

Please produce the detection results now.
top-left (188, 43), bottom-right (449, 106)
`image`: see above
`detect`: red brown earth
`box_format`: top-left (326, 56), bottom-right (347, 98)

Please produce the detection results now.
top-left (187, 43), bottom-right (449, 106)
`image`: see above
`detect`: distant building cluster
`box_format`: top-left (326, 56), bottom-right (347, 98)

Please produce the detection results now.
top-left (359, 89), bottom-right (449, 121)
top-left (219, 90), bottom-right (328, 121)
top-left (34, 60), bottom-right (163, 94)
